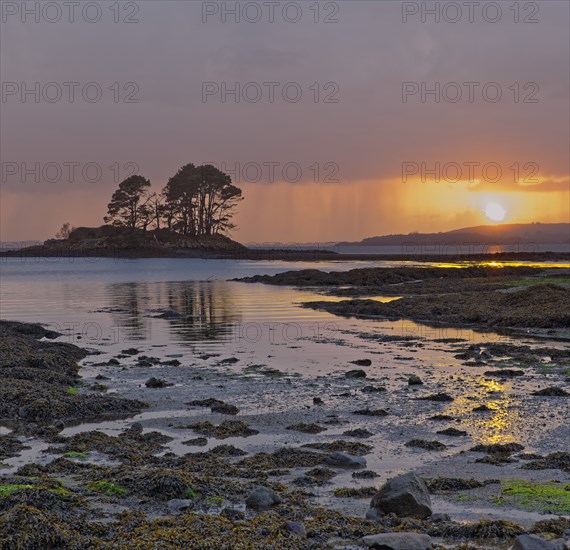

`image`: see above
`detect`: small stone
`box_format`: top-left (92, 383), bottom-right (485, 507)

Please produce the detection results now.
top-left (220, 508), bottom-right (245, 521)
top-left (52, 419), bottom-right (65, 431)
top-left (167, 499), bottom-right (194, 515)
top-left (365, 507), bottom-right (385, 521)
top-left (350, 359), bottom-right (372, 366)
top-left (245, 486), bottom-right (281, 510)
top-left (361, 385), bottom-right (387, 393)
top-left (325, 452), bottom-right (366, 469)
top-left (283, 521), bottom-right (306, 537)
top-left (313, 397), bottom-right (324, 405)
top-left (128, 422), bottom-right (143, 434)
top-left (362, 532), bottom-right (433, 549)
top-left (145, 377), bottom-right (172, 388)
top-left (408, 375), bottom-right (423, 385)
top-left (430, 513), bottom-right (451, 523)
top-left (210, 402), bottom-right (239, 415)
top-left (346, 369), bottom-right (367, 379)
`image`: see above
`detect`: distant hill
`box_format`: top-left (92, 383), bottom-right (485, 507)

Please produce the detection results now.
top-left (338, 223), bottom-right (570, 246)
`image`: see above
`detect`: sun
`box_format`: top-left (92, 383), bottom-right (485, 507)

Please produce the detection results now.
top-left (485, 202), bottom-right (506, 222)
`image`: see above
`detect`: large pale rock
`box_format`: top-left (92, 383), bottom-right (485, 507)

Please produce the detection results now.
top-left (362, 532), bottom-right (433, 549)
top-left (370, 472), bottom-right (432, 519)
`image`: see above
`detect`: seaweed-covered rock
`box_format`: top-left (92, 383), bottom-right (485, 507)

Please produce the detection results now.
top-left (0, 321), bottom-right (146, 427)
top-left (436, 428), bottom-right (468, 437)
top-left (286, 423), bottom-right (326, 434)
top-left (532, 387), bottom-right (569, 397)
top-left (522, 452), bottom-right (570, 474)
top-left (303, 440), bottom-right (372, 455)
top-left (418, 393), bottom-right (454, 402)
top-left (405, 440), bottom-right (446, 451)
top-left (0, 434), bottom-right (29, 461)
top-left (350, 359), bottom-right (372, 367)
top-left (470, 442), bottom-right (524, 454)
top-left (353, 408), bottom-right (388, 417)
top-left (189, 420), bottom-right (259, 439)
top-left (370, 472), bottom-right (432, 519)
top-left (0, 504), bottom-right (71, 549)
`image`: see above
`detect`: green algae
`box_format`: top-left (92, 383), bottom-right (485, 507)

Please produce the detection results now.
top-left (0, 484), bottom-right (35, 497)
top-left (90, 481), bottom-right (129, 496)
top-left (493, 480), bottom-right (570, 514)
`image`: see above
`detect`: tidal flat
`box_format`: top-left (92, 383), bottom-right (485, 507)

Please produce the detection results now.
top-left (0, 263), bottom-right (569, 549)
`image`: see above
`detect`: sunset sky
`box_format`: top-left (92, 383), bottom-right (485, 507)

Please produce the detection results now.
top-left (1, 0), bottom-right (568, 243)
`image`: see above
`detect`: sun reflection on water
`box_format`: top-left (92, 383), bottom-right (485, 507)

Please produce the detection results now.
top-left (447, 377), bottom-right (525, 446)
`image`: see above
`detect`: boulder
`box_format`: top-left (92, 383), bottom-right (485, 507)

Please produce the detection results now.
top-left (362, 532), bottom-right (433, 549)
top-left (370, 472), bottom-right (432, 519)
top-left (325, 452), bottom-right (366, 469)
top-left (245, 486), bottom-right (281, 510)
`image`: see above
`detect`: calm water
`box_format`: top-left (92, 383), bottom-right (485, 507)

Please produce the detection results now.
top-left (0, 257), bottom-right (564, 370)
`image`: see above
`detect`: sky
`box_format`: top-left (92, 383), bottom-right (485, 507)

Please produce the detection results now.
top-left (1, 0), bottom-right (569, 243)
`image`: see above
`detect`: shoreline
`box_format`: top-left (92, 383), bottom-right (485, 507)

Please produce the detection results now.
top-left (1, 246), bottom-right (569, 263)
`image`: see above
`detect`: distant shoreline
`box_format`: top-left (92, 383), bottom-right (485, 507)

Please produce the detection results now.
top-left (0, 247), bottom-right (569, 263)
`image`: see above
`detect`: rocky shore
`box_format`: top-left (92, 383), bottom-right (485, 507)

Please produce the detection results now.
top-left (238, 266), bottom-right (570, 338)
top-left (1, 316), bottom-right (569, 549)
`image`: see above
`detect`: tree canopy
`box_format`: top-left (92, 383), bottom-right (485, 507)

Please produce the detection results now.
top-left (104, 175), bottom-right (151, 229)
top-left (103, 164), bottom-right (242, 236)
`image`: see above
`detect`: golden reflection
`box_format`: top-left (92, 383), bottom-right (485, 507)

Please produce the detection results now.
top-left (317, 295), bottom-right (402, 303)
top-left (446, 377), bottom-right (525, 445)
top-left (407, 261), bottom-right (570, 269)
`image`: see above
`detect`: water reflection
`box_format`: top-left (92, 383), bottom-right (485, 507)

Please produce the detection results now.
top-left (104, 281), bottom-right (241, 344)
top-left (447, 377), bottom-right (525, 445)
